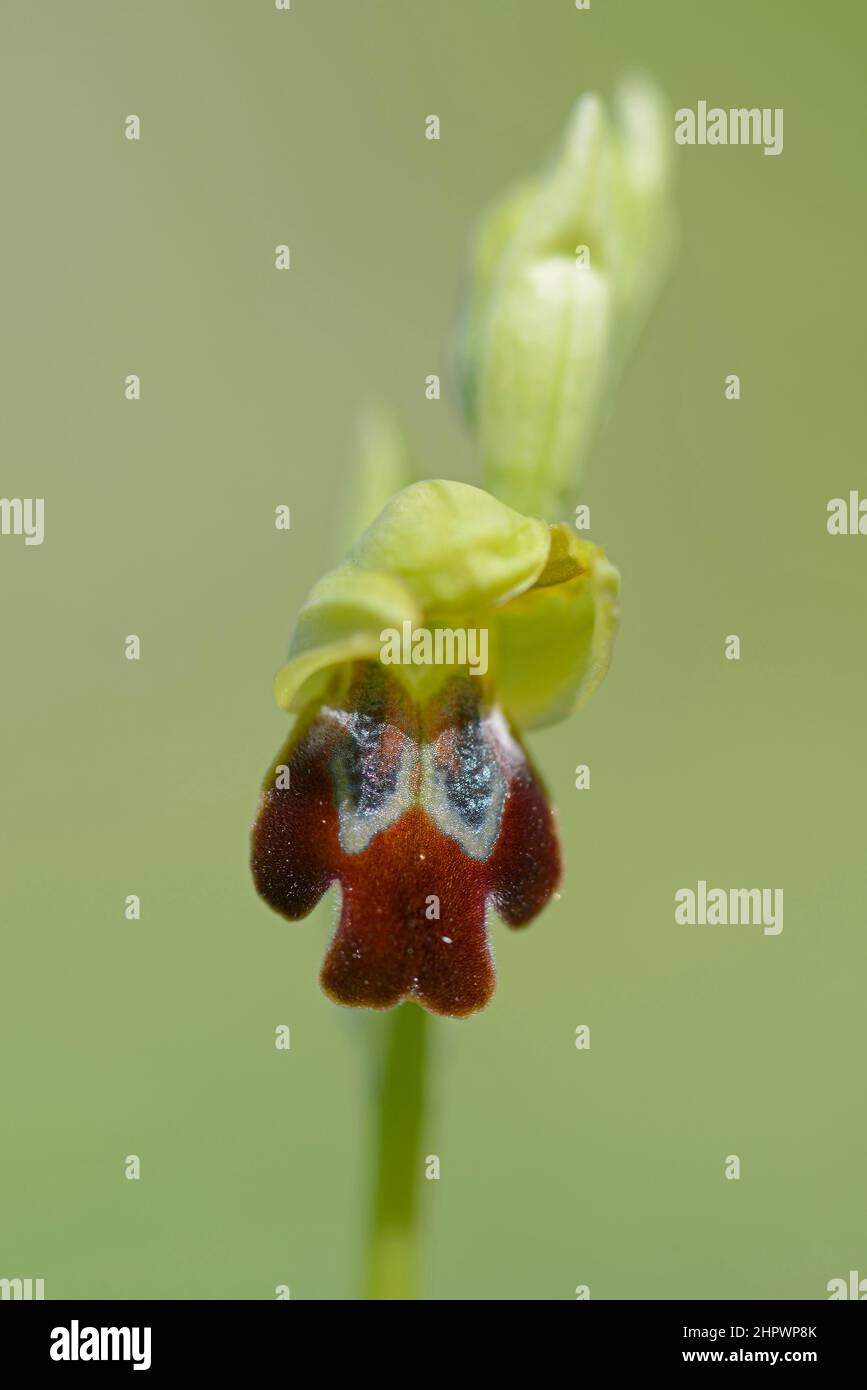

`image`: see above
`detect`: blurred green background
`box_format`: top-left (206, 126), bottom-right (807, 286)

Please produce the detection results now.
top-left (1, 0), bottom-right (864, 1300)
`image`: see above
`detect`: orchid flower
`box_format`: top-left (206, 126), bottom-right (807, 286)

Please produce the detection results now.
top-left (251, 77), bottom-right (671, 1021)
top-left (252, 480), bottom-right (619, 1016)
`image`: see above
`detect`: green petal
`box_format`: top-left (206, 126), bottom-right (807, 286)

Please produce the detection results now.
top-left (274, 565), bottom-right (421, 711)
top-left (274, 480), bottom-right (551, 712)
top-left (349, 479), bottom-right (550, 614)
top-left (491, 526), bottom-right (620, 729)
top-left (273, 488), bottom-right (618, 730)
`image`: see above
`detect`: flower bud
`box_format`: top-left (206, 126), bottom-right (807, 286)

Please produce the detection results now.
top-left (458, 78), bottom-right (674, 518)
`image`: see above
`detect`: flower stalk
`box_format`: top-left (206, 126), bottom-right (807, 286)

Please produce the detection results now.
top-left (365, 1004), bottom-right (429, 1300)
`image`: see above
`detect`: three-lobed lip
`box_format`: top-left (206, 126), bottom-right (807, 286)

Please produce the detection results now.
top-left (251, 662), bottom-right (561, 1017)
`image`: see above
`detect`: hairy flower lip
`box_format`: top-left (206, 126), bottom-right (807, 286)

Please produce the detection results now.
top-left (252, 663), bottom-right (561, 1018)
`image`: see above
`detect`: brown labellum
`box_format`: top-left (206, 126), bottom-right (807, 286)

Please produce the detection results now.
top-left (251, 662), bottom-right (560, 1017)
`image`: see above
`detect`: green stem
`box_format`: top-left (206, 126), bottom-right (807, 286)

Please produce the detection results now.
top-left (365, 1002), bottom-right (429, 1300)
